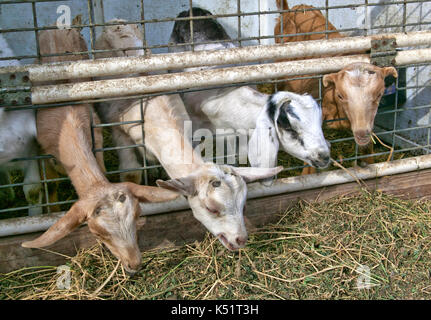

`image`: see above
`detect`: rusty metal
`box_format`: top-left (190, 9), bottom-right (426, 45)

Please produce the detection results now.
top-left (370, 37), bottom-right (398, 67)
top-left (0, 71), bottom-right (31, 106)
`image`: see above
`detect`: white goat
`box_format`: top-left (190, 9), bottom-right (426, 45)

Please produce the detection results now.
top-left (168, 8), bottom-right (331, 173)
top-left (95, 22), bottom-right (283, 251)
top-left (0, 33), bottom-right (42, 215)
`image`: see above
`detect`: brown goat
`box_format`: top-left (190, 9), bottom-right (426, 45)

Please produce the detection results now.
top-left (22, 28), bottom-right (179, 275)
top-left (274, 0), bottom-right (343, 99)
top-left (274, 0), bottom-right (397, 170)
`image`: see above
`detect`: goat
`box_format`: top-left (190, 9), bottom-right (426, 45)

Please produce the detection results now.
top-left (322, 63), bottom-right (397, 146)
top-left (95, 19), bottom-right (282, 251)
top-left (111, 95), bottom-right (282, 251)
top-left (94, 19), bottom-right (145, 59)
top-left (22, 28), bottom-right (179, 275)
top-left (0, 33), bottom-right (43, 216)
top-left (94, 19), bottom-right (146, 184)
top-left (274, 0), bottom-right (344, 98)
top-left (169, 7), bottom-right (236, 55)
top-left (168, 7), bottom-right (330, 175)
top-left (274, 0), bottom-right (397, 166)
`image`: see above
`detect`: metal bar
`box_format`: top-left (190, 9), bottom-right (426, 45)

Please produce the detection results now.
top-left (139, 98), bottom-right (148, 186)
top-left (325, 0), bottom-right (329, 40)
top-left (237, 0), bottom-right (242, 47)
top-left (391, 73), bottom-right (401, 160)
top-left (3, 21), bottom-right (431, 64)
top-left (139, 0), bottom-right (148, 57)
top-left (40, 158), bottom-right (51, 213)
top-left (364, 0), bottom-right (369, 36)
top-left (2, 30), bottom-right (429, 82)
top-left (3, 72), bottom-right (430, 114)
top-left (87, 0), bottom-right (96, 59)
top-left (29, 48), bottom-right (431, 105)
top-left (91, 0), bottom-right (105, 39)
top-left (29, 54), bottom-right (368, 103)
top-left (31, 1), bottom-right (41, 64)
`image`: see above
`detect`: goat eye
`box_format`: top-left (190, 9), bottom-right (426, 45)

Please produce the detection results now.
top-left (116, 192), bottom-right (127, 203)
top-left (94, 207), bottom-right (102, 216)
top-left (206, 206), bottom-right (220, 216)
top-left (119, 194), bottom-right (126, 202)
top-left (337, 93), bottom-right (345, 101)
top-left (211, 180), bottom-right (221, 188)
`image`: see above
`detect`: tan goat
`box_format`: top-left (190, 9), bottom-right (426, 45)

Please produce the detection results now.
top-left (22, 28), bottom-right (179, 275)
top-left (274, 0), bottom-right (397, 168)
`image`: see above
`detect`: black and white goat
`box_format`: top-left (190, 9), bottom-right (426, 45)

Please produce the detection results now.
top-left (0, 34), bottom-right (42, 215)
top-left (168, 8), bottom-right (331, 173)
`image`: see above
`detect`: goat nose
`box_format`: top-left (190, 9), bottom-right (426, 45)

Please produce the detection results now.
top-left (124, 254), bottom-right (141, 271)
top-left (236, 236), bottom-right (248, 247)
top-left (355, 129), bottom-right (369, 138)
top-left (125, 268), bottom-right (138, 277)
top-left (124, 261), bottom-right (141, 276)
top-left (353, 129), bottom-right (372, 145)
top-left (318, 152), bottom-right (330, 161)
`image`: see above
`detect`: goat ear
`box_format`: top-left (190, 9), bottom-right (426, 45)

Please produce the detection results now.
top-left (124, 182), bottom-right (180, 202)
top-left (248, 108), bottom-right (280, 168)
top-left (231, 166), bottom-right (283, 183)
top-left (22, 200), bottom-right (89, 248)
top-left (382, 66), bottom-right (398, 79)
top-left (156, 176), bottom-right (196, 197)
top-left (322, 73), bottom-right (338, 87)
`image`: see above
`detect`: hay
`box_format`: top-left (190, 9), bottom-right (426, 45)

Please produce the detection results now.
top-left (2, 191), bottom-right (431, 300)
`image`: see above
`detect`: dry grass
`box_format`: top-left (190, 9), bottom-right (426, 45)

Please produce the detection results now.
top-left (2, 190), bottom-right (431, 300)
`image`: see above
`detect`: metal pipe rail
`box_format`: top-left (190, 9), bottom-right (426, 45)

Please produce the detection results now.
top-left (1, 30), bottom-right (431, 82)
top-left (29, 48), bottom-right (431, 104)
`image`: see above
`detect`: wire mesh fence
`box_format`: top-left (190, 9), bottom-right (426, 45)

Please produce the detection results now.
top-left (1, 0), bottom-right (431, 223)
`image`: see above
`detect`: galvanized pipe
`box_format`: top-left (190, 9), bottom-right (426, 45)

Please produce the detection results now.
top-left (31, 48), bottom-right (431, 104)
top-left (2, 30), bottom-right (431, 82)
top-left (1, 154), bottom-right (431, 238)
top-left (31, 54), bottom-right (369, 103)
